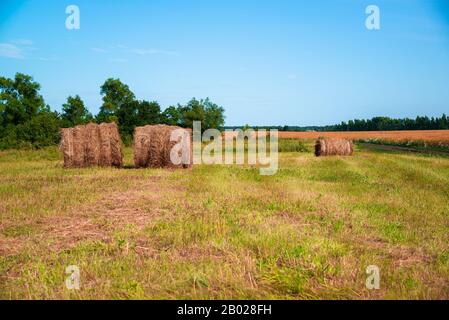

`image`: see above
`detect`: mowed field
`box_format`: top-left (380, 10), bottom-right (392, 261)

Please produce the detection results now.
top-left (277, 130), bottom-right (449, 142)
top-left (0, 143), bottom-right (449, 299)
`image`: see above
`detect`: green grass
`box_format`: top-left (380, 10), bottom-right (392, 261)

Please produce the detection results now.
top-left (0, 142), bottom-right (448, 299)
top-left (357, 138), bottom-right (449, 153)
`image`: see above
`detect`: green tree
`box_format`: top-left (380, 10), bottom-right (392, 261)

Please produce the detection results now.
top-left (203, 98), bottom-right (225, 130)
top-left (176, 98), bottom-right (225, 130)
top-left (0, 73), bottom-right (46, 126)
top-left (161, 105), bottom-right (181, 126)
top-left (438, 114), bottom-right (448, 129)
top-left (116, 100), bottom-right (139, 136)
top-left (17, 109), bottom-right (61, 148)
top-left (181, 98), bottom-right (205, 128)
top-left (61, 95), bottom-right (93, 127)
top-left (96, 78), bottom-right (136, 124)
top-left (137, 100), bottom-right (161, 126)
top-left (0, 73), bottom-right (60, 149)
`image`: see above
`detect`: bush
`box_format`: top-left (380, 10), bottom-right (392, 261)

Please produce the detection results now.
top-left (0, 112), bottom-right (60, 150)
top-left (278, 139), bottom-right (310, 153)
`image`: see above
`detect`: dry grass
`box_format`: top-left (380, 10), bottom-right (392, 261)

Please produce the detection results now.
top-left (0, 143), bottom-right (448, 299)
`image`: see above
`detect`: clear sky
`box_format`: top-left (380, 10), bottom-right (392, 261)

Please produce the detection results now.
top-left (1, 0), bottom-right (448, 126)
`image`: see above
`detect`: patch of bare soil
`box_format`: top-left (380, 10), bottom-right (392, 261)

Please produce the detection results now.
top-left (354, 235), bottom-right (435, 268)
top-left (0, 175), bottom-right (179, 256)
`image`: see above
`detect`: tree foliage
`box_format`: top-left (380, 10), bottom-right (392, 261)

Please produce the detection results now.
top-left (327, 115), bottom-right (449, 131)
top-left (61, 95), bottom-right (93, 127)
top-left (93, 78), bottom-right (225, 137)
top-left (0, 73), bottom-right (60, 149)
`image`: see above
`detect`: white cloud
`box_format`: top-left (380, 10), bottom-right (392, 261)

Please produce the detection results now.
top-left (133, 48), bottom-right (179, 56)
top-left (109, 58), bottom-right (127, 63)
top-left (0, 43), bottom-right (25, 59)
top-left (0, 40), bottom-right (59, 61)
top-left (33, 55), bottom-right (61, 62)
top-left (91, 47), bottom-right (108, 53)
top-left (11, 39), bottom-right (34, 46)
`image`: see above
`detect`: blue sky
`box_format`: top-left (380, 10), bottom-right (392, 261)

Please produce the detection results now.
top-left (0, 0), bottom-right (448, 126)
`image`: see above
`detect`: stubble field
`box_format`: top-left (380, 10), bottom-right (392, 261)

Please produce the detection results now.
top-left (0, 142), bottom-right (448, 299)
top-left (277, 130), bottom-right (449, 142)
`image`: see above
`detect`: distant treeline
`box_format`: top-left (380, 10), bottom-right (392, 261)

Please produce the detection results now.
top-left (325, 115), bottom-right (449, 131)
top-left (0, 73), bottom-right (225, 149)
top-left (225, 115), bottom-right (449, 132)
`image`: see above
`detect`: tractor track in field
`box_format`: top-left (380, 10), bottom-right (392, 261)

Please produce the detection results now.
top-left (358, 143), bottom-right (449, 156)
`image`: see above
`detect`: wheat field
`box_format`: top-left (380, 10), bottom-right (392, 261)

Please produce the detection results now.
top-left (276, 130), bottom-right (449, 142)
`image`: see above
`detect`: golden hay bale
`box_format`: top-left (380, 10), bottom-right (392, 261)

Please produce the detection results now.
top-left (85, 123), bottom-right (101, 165)
top-left (133, 124), bottom-right (192, 169)
top-left (315, 138), bottom-right (354, 157)
top-left (133, 126), bottom-right (147, 168)
top-left (99, 123), bottom-right (123, 167)
top-left (59, 122), bottom-right (123, 168)
top-left (60, 127), bottom-right (74, 167)
top-left (71, 125), bottom-right (87, 167)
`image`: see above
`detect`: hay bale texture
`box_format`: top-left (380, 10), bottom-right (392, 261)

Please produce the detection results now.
top-left (60, 123), bottom-right (123, 168)
top-left (315, 138), bottom-right (354, 157)
top-left (134, 124), bottom-right (192, 169)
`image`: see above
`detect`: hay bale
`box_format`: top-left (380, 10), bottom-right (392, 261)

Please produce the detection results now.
top-left (133, 126), bottom-right (148, 168)
top-left (59, 122), bottom-right (123, 168)
top-left (85, 123), bottom-right (101, 166)
top-left (315, 138), bottom-right (354, 157)
top-left (98, 123), bottom-right (123, 167)
top-left (60, 127), bottom-right (74, 167)
top-left (133, 124), bottom-right (192, 168)
top-left (71, 125), bottom-right (87, 167)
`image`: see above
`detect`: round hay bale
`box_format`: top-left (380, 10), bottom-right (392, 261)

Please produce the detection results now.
top-left (133, 124), bottom-right (192, 168)
top-left (315, 138), bottom-right (353, 157)
top-left (85, 123), bottom-right (101, 166)
top-left (133, 126), bottom-right (147, 168)
top-left (59, 122), bottom-right (123, 168)
top-left (60, 128), bottom-right (74, 168)
top-left (99, 123), bottom-right (123, 167)
top-left (72, 125), bottom-right (87, 167)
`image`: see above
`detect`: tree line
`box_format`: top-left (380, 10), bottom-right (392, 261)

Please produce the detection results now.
top-left (0, 73), bottom-right (225, 149)
top-left (226, 115), bottom-right (449, 132)
top-left (325, 115), bottom-right (449, 132)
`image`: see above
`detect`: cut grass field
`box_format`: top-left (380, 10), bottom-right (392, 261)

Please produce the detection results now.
top-left (0, 143), bottom-right (448, 299)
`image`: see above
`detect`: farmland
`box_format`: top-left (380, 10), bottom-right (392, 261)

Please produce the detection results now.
top-left (1, 140), bottom-right (448, 299)
top-left (276, 130), bottom-right (449, 142)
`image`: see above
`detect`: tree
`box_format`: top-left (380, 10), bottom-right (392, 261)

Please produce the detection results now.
top-left (180, 98), bottom-right (205, 128)
top-left (0, 73), bottom-right (60, 149)
top-left (161, 105), bottom-right (181, 126)
top-left (115, 100), bottom-right (139, 136)
top-left (96, 78), bottom-right (136, 124)
top-left (17, 109), bottom-right (61, 148)
top-left (176, 98), bottom-right (225, 130)
top-left (203, 98), bottom-right (225, 130)
top-left (0, 73), bottom-right (46, 126)
top-left (440, 114), bottom-right (448, 129)
top-left (137, 100), bottom-right (161, 126)
top-left (61, 95), bottom-right (93, 127)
